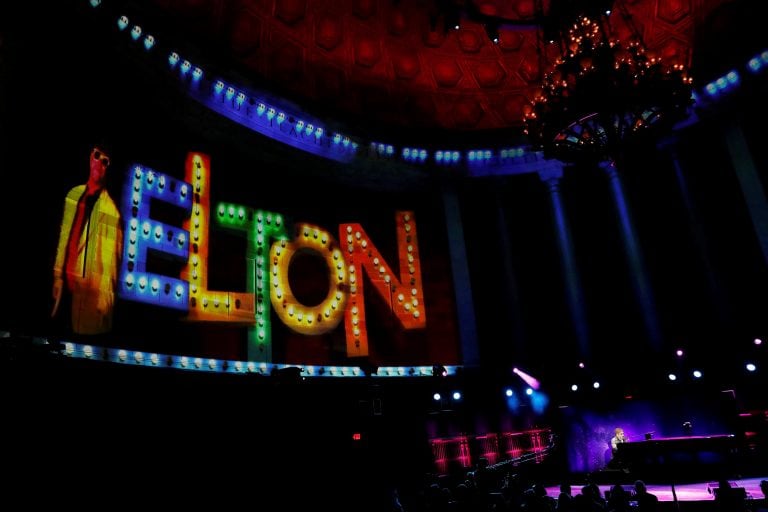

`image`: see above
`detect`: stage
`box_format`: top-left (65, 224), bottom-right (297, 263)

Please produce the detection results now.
top-left (545, 476), bottom-right (767, 504)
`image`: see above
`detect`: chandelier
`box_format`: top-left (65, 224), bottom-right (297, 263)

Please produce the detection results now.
top-left (523, 12), bottom-right (694, 164)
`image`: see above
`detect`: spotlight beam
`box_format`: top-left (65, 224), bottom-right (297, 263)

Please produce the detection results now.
top-left (512, 367), bottom-right (541, 390)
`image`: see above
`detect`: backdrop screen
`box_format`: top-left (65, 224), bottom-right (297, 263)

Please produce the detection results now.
top-left (0, 6), bottom-right (462, 368)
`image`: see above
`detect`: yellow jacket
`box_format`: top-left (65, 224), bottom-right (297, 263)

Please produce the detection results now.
top-left (53, 185), bottom-right (123, 334)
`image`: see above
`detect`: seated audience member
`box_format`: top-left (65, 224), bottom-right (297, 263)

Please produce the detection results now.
top-left (606, 483), bottom-right (631, 511)
top-left (633, 480), bottom-right (658, 511)
top-left (713, 478), bottom-right (747, 512)
top-left (753, 480), bottom-right (768, 512)
top-left (557, 482), bottom-right (575, 511)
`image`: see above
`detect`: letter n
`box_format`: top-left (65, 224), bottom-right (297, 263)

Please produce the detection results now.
top-left (338, 211), bottom-right (426, 358)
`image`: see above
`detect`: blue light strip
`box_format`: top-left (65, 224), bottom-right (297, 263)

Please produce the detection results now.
top-left (191, 73), bottom-right (359, 163)
top-left (698, 49), bottom-right (767, 101)
top-left (59, 341), bottom-right (460, 378)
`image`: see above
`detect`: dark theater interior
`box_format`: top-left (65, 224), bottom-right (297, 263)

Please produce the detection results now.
top-left (1, 0), bottom-right (767, 509)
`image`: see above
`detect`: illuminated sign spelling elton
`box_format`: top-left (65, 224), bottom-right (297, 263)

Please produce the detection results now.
top-left (118, 152), bottom-right (426, 361)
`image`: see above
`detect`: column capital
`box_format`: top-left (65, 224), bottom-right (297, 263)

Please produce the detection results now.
top-left (599, 159), bottom-right (620, 179)
top-left (537, 161), bottom-right (565, 185)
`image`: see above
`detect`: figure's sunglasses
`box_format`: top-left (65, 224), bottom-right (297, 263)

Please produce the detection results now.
top-left (92, 150), bottom-right (110, 167)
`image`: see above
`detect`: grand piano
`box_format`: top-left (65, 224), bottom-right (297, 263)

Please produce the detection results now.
top-left (615, 434), bottom-right (739, 481)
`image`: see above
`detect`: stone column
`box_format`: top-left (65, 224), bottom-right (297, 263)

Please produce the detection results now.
top-left (601, 160), bottom-right (662, 347)
top-left (441, 180), bottom-right (480, 367)
top-left (659, 137), bottom-right (728, 324)
top-left (539, 163), bottom-right (590, 359)
top-left (724, 120), bottom-right (768, 267)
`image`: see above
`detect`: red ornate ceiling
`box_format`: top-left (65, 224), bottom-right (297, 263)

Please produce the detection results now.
top-left (147, 0), bottom-right (727, 137)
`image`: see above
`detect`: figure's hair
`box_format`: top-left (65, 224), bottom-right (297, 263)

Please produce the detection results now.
top-left (615, 427), bottom-right (623, 434)
top-left (92, 139), bottom-right (114, 158)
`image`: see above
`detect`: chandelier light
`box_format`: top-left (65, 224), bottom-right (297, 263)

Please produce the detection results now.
top-left (523, 12), bottom-right (694, 164)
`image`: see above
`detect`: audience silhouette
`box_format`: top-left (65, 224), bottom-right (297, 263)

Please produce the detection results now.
top-left (632, 480), bottom-right (659, 511)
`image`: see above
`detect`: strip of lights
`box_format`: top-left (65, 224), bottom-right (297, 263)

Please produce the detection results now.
top-left (59, 340), bottom-right (459, 378)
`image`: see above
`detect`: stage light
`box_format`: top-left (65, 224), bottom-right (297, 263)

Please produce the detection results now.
top-left (529, 390), bottom-right (550, 414)
top-left (505, 391), bottom-right (521, 412)
top-left (692, 370), bottom-right (702, 379)
top-left (512, 366), bottom-right (541, 389)
top-left (745, 363), bottom-right (757, 372)
top-left (433, 392), bottom-right (441, 401)
top-left (446, 12), bottom-right (460, 31)
top-left (668, 373), bottom-right (677, 381)
top-left (452, 391), bottom-right (462, 401)
top-left (483, 21), bottom-right (500, 44)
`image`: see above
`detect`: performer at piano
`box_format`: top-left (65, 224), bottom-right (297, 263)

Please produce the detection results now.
top-left (611, 427), bottom-right (628, 456)
top-left (607, 427), bottom-right (629, 469)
